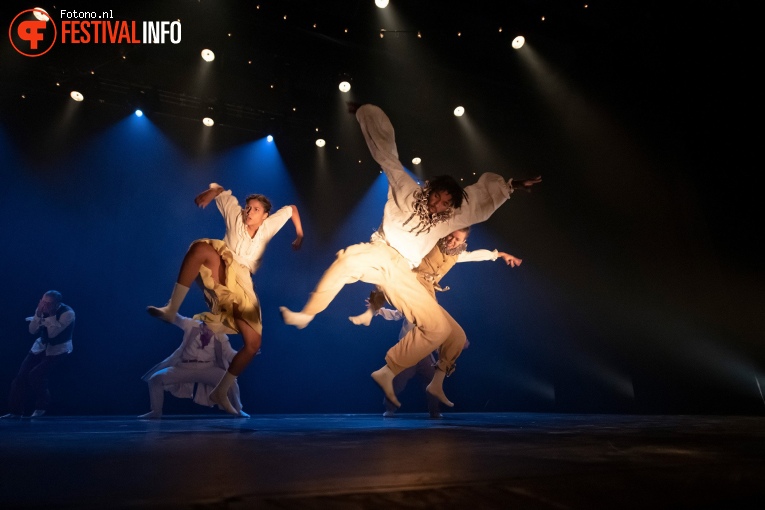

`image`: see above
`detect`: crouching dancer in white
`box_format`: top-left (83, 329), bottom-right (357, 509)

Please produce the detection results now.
top-left (140, 314), bottom-right (248, 419)
top-left (148, 183), bottom-right (304, 415)
top-left (280, 103), bottom-right (540, 408)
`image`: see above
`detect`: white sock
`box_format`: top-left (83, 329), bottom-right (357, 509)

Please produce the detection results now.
top-left (210, 372), bottom-right (238, 415)
top-left (166, 283), bottom-right (189, 314)
top-left (148, 283), bottom-right (189, 321)
top-left (280, 307), bottom-right (314, 329)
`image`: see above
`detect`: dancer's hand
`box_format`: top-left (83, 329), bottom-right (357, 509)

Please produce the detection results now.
top-left (195, 186), bottom-right (222, 208)
top-left (292, 235), bottom-right (303, 250)
top-left (513, 175), bottom-right (542, 192)
top-left (498, 252), bottom-right (522, 267)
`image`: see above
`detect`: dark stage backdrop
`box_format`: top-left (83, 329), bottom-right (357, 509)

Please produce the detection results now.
top-left (0, 1), bottom-right (760, 416)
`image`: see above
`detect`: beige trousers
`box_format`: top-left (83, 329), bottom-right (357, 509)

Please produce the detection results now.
top-left (301, 240), bottom-right (466, 375)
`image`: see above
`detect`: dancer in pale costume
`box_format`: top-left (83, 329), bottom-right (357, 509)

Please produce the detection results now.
top-left (281, 103), bottom-right (540, 408)
top-left (140, 314), bottom-right (247, 419)
top-left (148, 183), bottom-right (303, 415)
top-left (349, 227), bottom-right (522, 417)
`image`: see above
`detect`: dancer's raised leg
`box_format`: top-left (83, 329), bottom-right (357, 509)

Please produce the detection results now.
top-left (148, 241), bottom-right (225, 322)
top-left (282, 243), bottom-right (380, 329)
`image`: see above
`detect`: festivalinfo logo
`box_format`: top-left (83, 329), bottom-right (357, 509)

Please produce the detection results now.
top-left (9, 7), bottom-right (182, 57)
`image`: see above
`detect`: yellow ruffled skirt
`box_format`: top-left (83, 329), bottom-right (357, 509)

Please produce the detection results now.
top-left (190, 239), bottom-right (262, 335)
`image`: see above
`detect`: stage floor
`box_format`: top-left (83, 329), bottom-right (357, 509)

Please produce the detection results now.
top-left (2, 412), bottom-right (764, 509)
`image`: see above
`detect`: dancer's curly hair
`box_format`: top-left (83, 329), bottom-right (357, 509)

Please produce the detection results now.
top-left (402, 176), bottom-right (468, 236)
top-left (429, 175), bottom-right (468, 209)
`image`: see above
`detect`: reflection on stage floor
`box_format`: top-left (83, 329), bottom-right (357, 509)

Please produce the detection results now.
top-left (2, 412), bottom-right (764, 509)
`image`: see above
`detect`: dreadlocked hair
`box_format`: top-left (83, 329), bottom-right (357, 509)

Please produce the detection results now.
top-left (400, 176), bottom-right (467, 236)
top-left (429, 175), bottom-right (468, 209)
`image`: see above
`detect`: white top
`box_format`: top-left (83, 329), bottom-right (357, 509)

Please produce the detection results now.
top-left (27, 308), bottom-right (75, 356)
top-left (141, 315), bottom-right (239, 407)
top-left (457, 248), bottom-right (499, 263)
top-left (376, 172), bottom-right (513, 268)
top-left (215, 189), bottom-right (293, 274)
top-left (357, 104), bottom-right (513, 267)
top-left (376, 307), bottom-right (403, 321)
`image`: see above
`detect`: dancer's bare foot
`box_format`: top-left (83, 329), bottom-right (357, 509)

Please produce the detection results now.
top-left (138, 411), bottom-right (161, 419)
top-left (348, 308), bottom-right (374, 326)
top-left (371, 366), bottom-right (400, 408)
top-left (279, 307), bottom-right (314, 329)
top-left (426, 382), bottom-right (454, 408)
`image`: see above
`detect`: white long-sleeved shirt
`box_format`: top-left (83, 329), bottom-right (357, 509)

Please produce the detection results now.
top-left (456, 248), bottom-right (499, 263)
top-left (214, 189), bottom-right (293, 274)
top-left (357, 105), bottom-right (513, 267)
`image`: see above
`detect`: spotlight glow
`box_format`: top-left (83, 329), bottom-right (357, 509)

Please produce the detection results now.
top-left (512, 36), bottom-right (525, 49)
top-left (453, 106), bottom-right (465, 117)
top-left (202, 117), bottom-right (214, 126)
top-left (201, 49), bottom-right (215, 62)
top-left (412, 157), bottom-right (421, 165)
top-left (338, 81), bottom-right (351, 93)
top-left (267, 135), bottom-right (273, 142)
top-left (316, 139), bottom-right (326, 147)
top-left (33, 7), bottom-right (50, 21)
top-left (375, 0), bottom-right (389, 8)
top-left (135, 109), bottom-right (143, 117)
top-left (70, 91), bottom-right (84, 102)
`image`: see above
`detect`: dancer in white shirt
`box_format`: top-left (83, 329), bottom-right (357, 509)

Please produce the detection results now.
top-left (148, 184), bottom-right (304, 415)
top-left (281, 103), bottom-right (540, 408)
top-left (350, 227), bottom-right (522, 417)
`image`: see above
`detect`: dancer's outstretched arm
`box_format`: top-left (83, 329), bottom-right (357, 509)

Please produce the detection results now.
top-left (496, 252), bottom-right (522, 267)
top-left (288, 205), bottom-right (304, 250)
